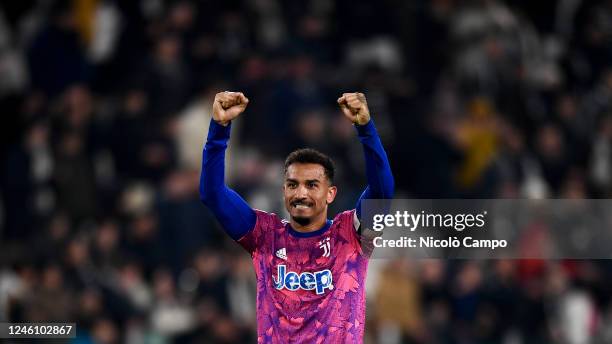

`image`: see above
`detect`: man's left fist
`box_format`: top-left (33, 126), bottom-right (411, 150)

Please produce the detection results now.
top-left (337, 92), bottom-right (371, 126)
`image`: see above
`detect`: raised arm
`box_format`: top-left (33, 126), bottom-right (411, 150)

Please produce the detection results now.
top-left (337, 92), bottom-right (394, 218)
top-left (199, 92), bottom-right (256, 240)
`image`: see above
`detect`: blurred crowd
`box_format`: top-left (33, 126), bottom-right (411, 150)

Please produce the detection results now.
top-left (1, 0), bottom-right (612, 343)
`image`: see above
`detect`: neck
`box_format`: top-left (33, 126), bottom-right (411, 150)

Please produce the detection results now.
top-left (290, 213), bottom-right (328, 233)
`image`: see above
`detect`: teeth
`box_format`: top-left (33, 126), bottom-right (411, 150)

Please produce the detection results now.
top-left (294, 204), bottom-right (310, 209)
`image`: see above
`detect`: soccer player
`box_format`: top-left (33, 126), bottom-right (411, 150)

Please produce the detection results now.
top-left (199, 91), bottom-right (394, 343)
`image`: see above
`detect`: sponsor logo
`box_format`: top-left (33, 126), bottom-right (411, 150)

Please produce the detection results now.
top-left (273, 265), bottom-right (333, 295)
top-left (276, 248), bottom-right (287, 260)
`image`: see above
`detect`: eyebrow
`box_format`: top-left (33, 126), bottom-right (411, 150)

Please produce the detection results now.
top-left (285, 178), bottom-right (321, 183)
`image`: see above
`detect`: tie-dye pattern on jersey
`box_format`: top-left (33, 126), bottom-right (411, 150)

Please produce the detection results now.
top-left (237, 209), bottom-right (369, 344)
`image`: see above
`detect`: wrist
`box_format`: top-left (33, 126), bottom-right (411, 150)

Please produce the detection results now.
top-left (354, 118), bottom-right (371, 126)
top-left (209, 118), bottom-right (232, 135)
top-left (214, 119), bottom-right (230, 127)
top-left (355, 119), bottom-right (376, 136)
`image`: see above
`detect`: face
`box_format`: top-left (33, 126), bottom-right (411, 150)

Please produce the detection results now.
top-left (284, 163), bottom-right (337, 226)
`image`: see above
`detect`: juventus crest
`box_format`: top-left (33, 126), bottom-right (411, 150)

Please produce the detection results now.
top-left (318, 237), bottom-right (331, 257)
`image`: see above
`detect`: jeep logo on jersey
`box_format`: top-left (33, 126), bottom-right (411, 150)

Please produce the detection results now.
top-left (273, 265), bottom-right (333, 295)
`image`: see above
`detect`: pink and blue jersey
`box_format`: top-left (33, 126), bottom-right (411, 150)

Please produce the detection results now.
top-left (239, 209), bottom-right (368, 343)
top-left (200, 118), bottom-right (393, 343)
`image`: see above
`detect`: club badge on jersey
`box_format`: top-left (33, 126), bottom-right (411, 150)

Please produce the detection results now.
top-left (318, 237), bottom-right (331, 258)
top-left (273, 265), bottom-right (334, 295)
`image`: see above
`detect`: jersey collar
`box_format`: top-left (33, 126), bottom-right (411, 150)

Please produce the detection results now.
top-left (287, 219), bottom-right (333, 238)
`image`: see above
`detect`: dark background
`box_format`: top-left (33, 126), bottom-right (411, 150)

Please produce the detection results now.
top-left (1, 0), bottom-right (612, 343)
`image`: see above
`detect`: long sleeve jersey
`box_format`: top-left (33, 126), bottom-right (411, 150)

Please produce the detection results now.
top-left (200, 119), bottom-right (394, 343)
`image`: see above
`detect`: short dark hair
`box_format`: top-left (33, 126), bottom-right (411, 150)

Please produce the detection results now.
top-left (284, 148), bottom-right (335, 183)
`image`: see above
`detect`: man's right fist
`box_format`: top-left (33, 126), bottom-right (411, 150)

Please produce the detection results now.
top-left (212, 91), bottom-right (249, 126)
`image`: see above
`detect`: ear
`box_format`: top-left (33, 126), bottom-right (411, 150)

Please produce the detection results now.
top-left (326, 186), bottom-right (337, 204)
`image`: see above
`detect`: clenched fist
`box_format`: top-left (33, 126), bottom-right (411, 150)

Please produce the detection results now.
top-left (337, 92), bottom-right (371, 126)
top-left (212, 91), bottom-right (249, 126)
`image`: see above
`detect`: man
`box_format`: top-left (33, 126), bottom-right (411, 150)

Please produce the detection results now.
top-left (199, 91), bottom-right (394, 343)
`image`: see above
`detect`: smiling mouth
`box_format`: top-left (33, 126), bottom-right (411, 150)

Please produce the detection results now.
top-left (291, 201), bottom-right (313, 209)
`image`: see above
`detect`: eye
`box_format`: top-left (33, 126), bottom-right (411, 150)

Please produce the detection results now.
top-left (307, 182), bottom-right (317, 188)
top-left (287, 182), bottom-right (297, 189)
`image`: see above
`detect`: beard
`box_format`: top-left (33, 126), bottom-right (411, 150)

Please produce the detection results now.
top-left (292, 216), bottom-right (311, 226)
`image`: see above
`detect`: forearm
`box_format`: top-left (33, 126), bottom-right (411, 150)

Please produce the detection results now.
top-left (200, 119), bottom-right (256, 240)
top-left (355, 120), bottom-right (394, 216)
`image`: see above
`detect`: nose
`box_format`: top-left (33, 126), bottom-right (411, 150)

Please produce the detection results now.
top-left (296, 185), bottom-right (309, 198)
